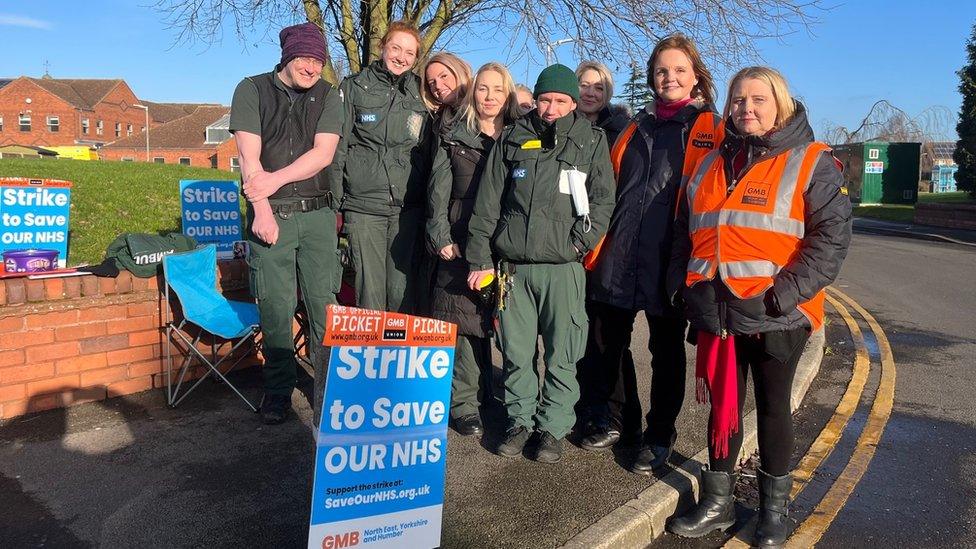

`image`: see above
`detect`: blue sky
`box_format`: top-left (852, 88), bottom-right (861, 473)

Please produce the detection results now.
top-left (1, 1), bottom-right (974, 137)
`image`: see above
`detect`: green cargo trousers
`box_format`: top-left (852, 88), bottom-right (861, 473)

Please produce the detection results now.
top-left (247, 206), bottom-right (339, 411)
top-left (496, 262), bottom-right (588, 439)
top-left (450, 334), bottom-right (493, 419)
top-left (342, 207), bottom-right (424, 313)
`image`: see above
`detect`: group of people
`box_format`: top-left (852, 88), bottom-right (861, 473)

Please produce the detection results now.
top-left (230, 20), bottom-right (852, 546)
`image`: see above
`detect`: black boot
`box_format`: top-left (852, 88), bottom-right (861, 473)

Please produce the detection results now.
top-left (755, 469), bottom-right (792, 547)
top-left (667, 468), bottom-right (737, 538)
top-left (630, 442), bottom-right (673, 474)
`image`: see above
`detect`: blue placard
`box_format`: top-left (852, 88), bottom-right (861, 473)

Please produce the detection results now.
top-left (309, 306), bottom-right (456, 549)
top-left (0, 178), bottom-right (71, 270)
top-left (179, 180), bottom-right (242, 259)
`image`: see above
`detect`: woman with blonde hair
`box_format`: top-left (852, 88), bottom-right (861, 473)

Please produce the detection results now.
top-left (573, 59), bottom-right (631, 433)
top-left (421, 52), bottom-right (473, 123)
top-left (576, 60), bottom-right (629, 146)
top-left (665, 66), bottom-right (851, 545)
top-left (426, 62), bottom-right (519, 436)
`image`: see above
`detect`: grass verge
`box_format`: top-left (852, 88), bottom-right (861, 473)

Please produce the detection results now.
top-left (0, 158), bottom-right (239, 266)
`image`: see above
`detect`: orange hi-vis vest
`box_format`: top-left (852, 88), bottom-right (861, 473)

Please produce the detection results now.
top-left (683, 142), bottom-right (831, 331)
top-left (583, 110), bottom-right (724, 270)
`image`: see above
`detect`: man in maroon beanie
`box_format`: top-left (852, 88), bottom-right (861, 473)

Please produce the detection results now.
top-left (229, 21), bottom-right (343, 426)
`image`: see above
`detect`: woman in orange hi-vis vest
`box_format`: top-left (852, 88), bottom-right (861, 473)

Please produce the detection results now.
top-left (579, 35), bottom-right (723, 475)
top-left (665, 67), bottom-right (852, 546)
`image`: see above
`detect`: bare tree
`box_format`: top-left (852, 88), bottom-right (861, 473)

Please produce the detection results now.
top-left (821, 100), bottom-right (958, 145)
top-left (152, 0), bottom-right (826, 84)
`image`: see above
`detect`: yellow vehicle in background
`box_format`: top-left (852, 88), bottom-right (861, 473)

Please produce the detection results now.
top-left (48, 146), bottom-right (99, 161)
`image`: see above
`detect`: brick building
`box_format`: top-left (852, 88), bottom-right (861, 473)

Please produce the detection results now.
top-left (100, 105), bottom-right (239, 170)
top-left (0, 77), bottom-right (149, 148)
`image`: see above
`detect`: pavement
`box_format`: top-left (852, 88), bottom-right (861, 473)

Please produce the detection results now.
top-left (853, 217), bottom-right (976, 246)
top-left (0, 220), bottom-right (964, 547)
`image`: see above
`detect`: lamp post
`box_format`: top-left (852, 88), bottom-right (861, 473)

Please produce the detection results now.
top-left (133, 104), bottom-right (149, 162)
top-left (545, 38), bottom-right (575, 66)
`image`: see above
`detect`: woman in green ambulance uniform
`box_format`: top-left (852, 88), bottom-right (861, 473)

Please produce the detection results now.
top-left (329, 21), bottom-right (432, 313)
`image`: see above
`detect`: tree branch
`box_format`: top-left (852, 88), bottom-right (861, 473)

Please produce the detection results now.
top-left (367, 0), bottom-right (390, 63)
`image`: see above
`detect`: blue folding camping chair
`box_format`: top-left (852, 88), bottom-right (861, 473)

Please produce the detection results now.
top-left (163, 245), bottom-right (260, 411)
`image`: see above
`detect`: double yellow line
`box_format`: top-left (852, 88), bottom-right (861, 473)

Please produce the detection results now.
top-left (723, 287), bottom-right (896, 547)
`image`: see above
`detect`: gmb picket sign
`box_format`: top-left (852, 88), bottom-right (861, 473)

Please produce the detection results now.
top-left (179, 180), bottom-right (242, 259)
top-left (309, 305), bottom-right (456, 549)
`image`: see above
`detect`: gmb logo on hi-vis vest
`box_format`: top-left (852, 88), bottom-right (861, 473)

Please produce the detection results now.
top-left (511, 167), bottom-right (528, 180)
top-left (358, 113), bottom-right (379, 123)
top-left (741, 181), bottom-right (771, 206)
top-left (692, 131), bottom-right (715, 149)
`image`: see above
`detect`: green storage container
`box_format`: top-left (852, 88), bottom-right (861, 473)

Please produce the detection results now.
top-left (830, 141), bottom-right (920, 205)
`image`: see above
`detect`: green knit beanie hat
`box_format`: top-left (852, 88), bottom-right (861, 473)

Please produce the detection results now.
top-left (534, 64), bottom-right (580, 103)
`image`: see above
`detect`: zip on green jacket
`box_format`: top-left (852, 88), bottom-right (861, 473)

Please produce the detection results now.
top-left (329, 61), bottom-right (433, 216)
top-left (466, 110), bottom-right (616, 270)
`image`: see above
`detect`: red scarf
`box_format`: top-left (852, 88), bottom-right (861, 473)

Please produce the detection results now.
top-left (696, 331), bottom-right (739, 459)
top-left (655, 97), bottom-right (694, 120)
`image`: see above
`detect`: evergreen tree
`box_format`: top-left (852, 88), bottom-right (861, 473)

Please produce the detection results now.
top-left (618, 63), bottom-right (654, 114)
top-left (954, 23), bottom-right (976, 197)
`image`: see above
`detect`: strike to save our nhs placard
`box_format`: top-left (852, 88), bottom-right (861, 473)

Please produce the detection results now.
top-left (179, 180), bottom-right (242, 259)
top-left (308, 305), bottom-right (456, 549)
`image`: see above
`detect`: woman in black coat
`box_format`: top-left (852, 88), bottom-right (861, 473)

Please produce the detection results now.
top-left (426, 62), bottom-right (521, 436)
top-left (580, 35), bottom-right (721, 475)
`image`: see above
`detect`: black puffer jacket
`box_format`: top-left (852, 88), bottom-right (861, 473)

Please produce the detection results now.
top-left (667, 101), bottom-right (852, 335)
top-left (426, 120), bottom-right (496, 337)
top-left (593, 105), bottom-right (630, 150)
top-left (590, 100), bottom-right (718, 315)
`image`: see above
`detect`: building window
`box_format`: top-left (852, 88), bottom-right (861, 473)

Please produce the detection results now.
top-left (121, 157), bottom-right (135, 162)
top-left (19, 113), bottom-right (31, 132)
top-left (205, 127), bottom-right (232, 144)
top-left (82, 118), bottom-right (89, 135)
top-left (179, 157), bottom-right (191, 166)
top-left (126, 123), bottom-right (133, 136)
top-left (230, 156), bottom-right (240, 173)
top-left (115, 122), bottom-right (122, 137)
top-left (47, 115), bottom-right (60, 132)
top-left (869, 149), bottom-right (879, 160)
top-left (0, 115), bottom-right (3, 132)
top-left (153, 157), bottom-right (165, 164)
top-left (96, 120), bottom-right (103, 135)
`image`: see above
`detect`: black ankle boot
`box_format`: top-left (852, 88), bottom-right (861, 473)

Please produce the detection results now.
top-left (755, 469), bottom-right (792, 547)
top-left (667, 467), bottom-right (737, 538)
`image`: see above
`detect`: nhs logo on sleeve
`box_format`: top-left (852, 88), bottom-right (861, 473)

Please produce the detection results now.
top-left (511, 167), bottom-right (528, 180)
top-left (358, 113), bottom-right (379, 123)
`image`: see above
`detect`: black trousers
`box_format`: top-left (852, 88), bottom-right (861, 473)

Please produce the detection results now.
top-left (708, 328), bottom-right (810, 476)
top-left (581, 301), bottom-right (688, 446)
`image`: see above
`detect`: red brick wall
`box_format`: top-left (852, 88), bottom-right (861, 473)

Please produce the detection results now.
top-left (0, 78), bottom-right (83, 147)
top-left (215, 138), bottom-right (240, 172)
top-left (92, 82), bottom-right (149, 144)
top-left (0, 261), bottom-right (254, 419)
top-left (99, 148), bottom-right (217, 168)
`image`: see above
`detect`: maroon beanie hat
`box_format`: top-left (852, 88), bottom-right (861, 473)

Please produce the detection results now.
top-left (279, 22), bottom-right (327, 67)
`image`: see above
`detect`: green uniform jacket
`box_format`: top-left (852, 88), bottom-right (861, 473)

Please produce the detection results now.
top-left (466, 111), bottom-right (616, 271)
top-left (329, 61), bottom-right (432, 216)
